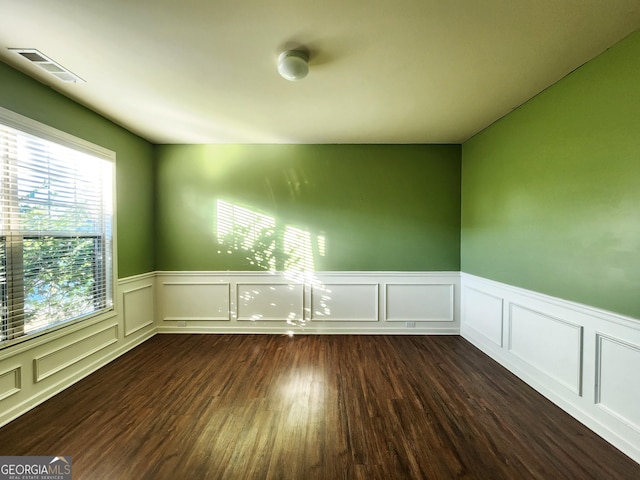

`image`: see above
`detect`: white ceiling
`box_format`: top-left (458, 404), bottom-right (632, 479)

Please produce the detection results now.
top-left (0, 1), bottom-right (639, 144)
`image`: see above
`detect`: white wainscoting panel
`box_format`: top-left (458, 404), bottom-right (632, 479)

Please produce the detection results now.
top-left (0, 367), bottom-right (21, 402)
top-left (123, 284), bottom-right (155, 336)
top-left (310, 283), bottom-right (378, 322)
top-left (462, 287), bottom-right (503, 347)
top-left (162, 282), bottom-right (230, 321)
top-left (508, 304), bottom-right (583, 395)
top-left (156, 272), bottom-right (460, 334)
top-left (385, 283), bottom-right (454, 322)
top-left (237, 283), bottom-right (304, 321)
top-left (596, 334), bottom-right (640, 433)
top-left (33, 324), bottom-right (119, 383)
top-left (461, 273), bottom-right (640, 464)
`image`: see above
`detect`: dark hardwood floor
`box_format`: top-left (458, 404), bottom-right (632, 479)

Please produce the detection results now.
top-left (0, 334), bottom-right (638, 479)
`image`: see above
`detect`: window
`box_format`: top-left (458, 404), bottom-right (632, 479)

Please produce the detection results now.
top-left (0, 107), bottom-right (115, 345)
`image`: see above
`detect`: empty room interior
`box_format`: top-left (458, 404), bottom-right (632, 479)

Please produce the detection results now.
top-left (0, 1), bottom-right (639, 478)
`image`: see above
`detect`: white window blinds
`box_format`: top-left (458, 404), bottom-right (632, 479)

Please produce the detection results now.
top-left (0, 109), bottom-right (114, 344)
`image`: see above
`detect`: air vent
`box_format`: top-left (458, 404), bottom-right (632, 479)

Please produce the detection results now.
top-left (8, 48), bottom-right (85, 83)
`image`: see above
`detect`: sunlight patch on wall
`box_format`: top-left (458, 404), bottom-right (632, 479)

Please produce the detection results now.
top-left (216, 199), bottom-right (277, 270)
top-left (215, 200), bottom-right (332, 329)
top-left (283, 226), bottom-right (313, 274)
top-left (215, 199), bottom-right (323, 275)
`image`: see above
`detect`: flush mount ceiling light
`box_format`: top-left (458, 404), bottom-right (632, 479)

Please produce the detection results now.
top-left (8, 48), bottom-right (85, 83)
top-left (277, 50), bottom-right (309, 81)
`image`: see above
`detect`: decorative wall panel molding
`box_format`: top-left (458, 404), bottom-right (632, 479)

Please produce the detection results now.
top-left (161, 282), bottom-right (230, 321)
top-left (385, 283), bottom-right (454, 322)
top-left (156, 271), bottom-right (460, 334)
top-left (237, 283), bottom-right (304, 321)
top-left (0, 367), bottom-right (21, 402)
top-left (461, 286), bottom-right (503, 346)
top-left (310, 283), bottom-right (378, 322)
top-left (460, 273), bottom-right (640, 464)
top-left (123, 284), bottom-right (155, 336)
top-left (33, 324), bottom-right (119, 383)
top-left (508, 304), bottom-right (583, 395)
top-left (595, 334), bottom-right (640, 433)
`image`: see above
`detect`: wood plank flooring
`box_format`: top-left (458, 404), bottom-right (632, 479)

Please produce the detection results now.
top-left (0, 334), bottom-right (638, 479)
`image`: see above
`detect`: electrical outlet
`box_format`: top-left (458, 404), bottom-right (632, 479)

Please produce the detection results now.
top-left (405, 321), bottom-right (416, 328)
top-left (177, 321), bottom-right (187, 327)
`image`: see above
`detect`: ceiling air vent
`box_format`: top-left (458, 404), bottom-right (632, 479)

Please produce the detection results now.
top-left (8, 48), bottom-right (85, 83)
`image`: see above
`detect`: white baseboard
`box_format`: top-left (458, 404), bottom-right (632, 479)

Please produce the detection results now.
top-left (460, 273), bottom-right (640, 464)
top-left (156, 271), bottom-right (460, 335)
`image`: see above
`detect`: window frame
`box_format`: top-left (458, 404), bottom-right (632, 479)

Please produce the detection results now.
top-left (0, 106), bottom-right (117, 349)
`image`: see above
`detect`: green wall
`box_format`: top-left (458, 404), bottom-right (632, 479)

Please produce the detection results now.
top-left (155, 144), bottom-right (461, 271)
top-left (0, 62), bottom-right (156, 278)
top-left (461, 30), bottom-right (640, 318)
